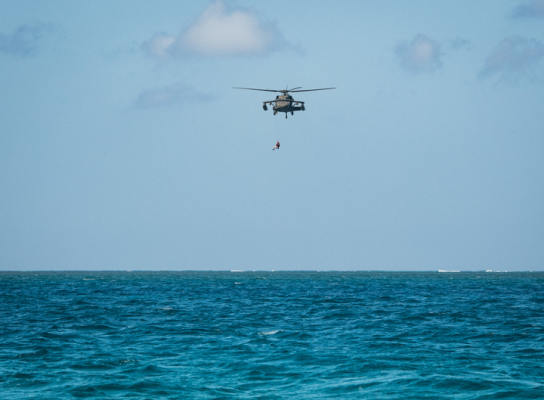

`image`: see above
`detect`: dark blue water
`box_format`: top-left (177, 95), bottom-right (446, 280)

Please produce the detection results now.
top-left (1, 271), bottom-right (543, 399)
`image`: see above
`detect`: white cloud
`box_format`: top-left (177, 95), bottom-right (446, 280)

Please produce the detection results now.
top-left (142, 0), bottom-right (284, 60)
top-left (133, 83), bottom-right (214, 109)
top-left (479, 35), bottom-right (544, 82)
top-left (511, 0), bottom-right (544, 19)
top-left (395, 34), bottom-right (443, 74)
top-left (0, 23), bottom-right (54, 57)
top-left (141, 32), bottom-right (176, 60)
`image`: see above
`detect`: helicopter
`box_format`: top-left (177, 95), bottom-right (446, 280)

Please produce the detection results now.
top-left (233, 86), bottom-right (335, 118)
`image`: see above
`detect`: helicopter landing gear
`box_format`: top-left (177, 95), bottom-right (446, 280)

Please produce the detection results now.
top-left (285, 114), bottom-right (287, 119)
top-left (263, 104), bottom-right (268, 111)
top-left (291, 111), bottom-right (294, 115)
top-left (301, 105), bottom-right (305, 111)
top-left (274, 111), bottom-right (277, 115)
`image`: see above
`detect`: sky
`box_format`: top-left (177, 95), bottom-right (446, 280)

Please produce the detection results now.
top-left (1, 0), bottom-right (543, 271)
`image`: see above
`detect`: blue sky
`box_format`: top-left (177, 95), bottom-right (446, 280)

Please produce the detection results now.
top-left (1, 0), bottom-right (543, 271)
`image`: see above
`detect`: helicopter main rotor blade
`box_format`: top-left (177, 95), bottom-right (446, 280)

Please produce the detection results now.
top-left (288, 87), bottom-right (303, 91)
top-left (232, 87), bottom-right (283, 93)
top-left (290, 87), bottom-right (336, 93)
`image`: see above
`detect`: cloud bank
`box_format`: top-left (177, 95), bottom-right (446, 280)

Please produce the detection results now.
top-left (0, 23), bottom-right (54, 57)
top-left (479, 35), bottom-right (544, 82)
top-left (133, 83), bottom-right (214, 109)
top-left (511, 0), bottom-right (544, 19)
top-left (395, 34), bottom-right (443, 74)
top-left (142, 0), bottom-right (285, 60)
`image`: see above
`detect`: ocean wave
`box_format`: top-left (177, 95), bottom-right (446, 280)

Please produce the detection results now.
top-left (1, 271), bottom-right (543, 399)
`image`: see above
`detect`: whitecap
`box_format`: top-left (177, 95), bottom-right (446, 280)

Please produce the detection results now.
top-left (260, 330), bottom-right (280, 335)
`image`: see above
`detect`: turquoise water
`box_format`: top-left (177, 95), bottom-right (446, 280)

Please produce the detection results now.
top-left (1, 271), bottom-right (543, 399)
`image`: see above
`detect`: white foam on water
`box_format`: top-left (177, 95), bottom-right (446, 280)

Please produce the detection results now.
top-left (260, 330), bottom-right (280, 335)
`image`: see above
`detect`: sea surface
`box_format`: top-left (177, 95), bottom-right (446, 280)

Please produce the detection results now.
top-left (0, 271), bottom-right (543, 399)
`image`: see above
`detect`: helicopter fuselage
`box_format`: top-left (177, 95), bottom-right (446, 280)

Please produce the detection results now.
top-left (263, 94), bottom-right (305, 118)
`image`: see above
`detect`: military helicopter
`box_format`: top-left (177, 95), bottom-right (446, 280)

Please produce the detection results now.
top-left (233, 86), bottom-right (335, 118)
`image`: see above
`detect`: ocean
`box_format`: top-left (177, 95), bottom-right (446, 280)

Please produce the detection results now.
top-left (0, 271), bottom-right (543, 399)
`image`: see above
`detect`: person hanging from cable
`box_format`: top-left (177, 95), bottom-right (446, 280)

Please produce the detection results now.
top-left (272, 140), bottom-right (280, 151)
